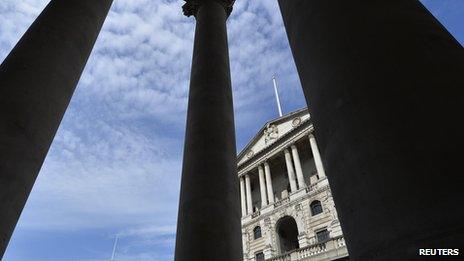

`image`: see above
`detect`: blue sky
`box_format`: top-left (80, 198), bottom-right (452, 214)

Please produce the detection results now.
top-left (0, 0), bottom-right (462, 260)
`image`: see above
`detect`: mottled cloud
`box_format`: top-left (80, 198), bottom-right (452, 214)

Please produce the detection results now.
top-left (2, 0), bottom-right (460, 260)
top-left (1, 0), bottom-right (304, 259)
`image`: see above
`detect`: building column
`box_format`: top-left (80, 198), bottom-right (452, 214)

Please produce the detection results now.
top-left (278, 0), bottom-right (464, 259)
top-left (291, 145), bottom-right (306, 189)
top-left (284, 148), bottom-right (298, 192)
top-left (245, 174), bottom-right (253, 215)
top-left (264, 162), bottom-right (275, 203)
top-left (308, 133), bottom-right (326, 178)
top-left (258, 165), bottom-right (268, 207)
top-left (240, 176), bottom-right (247, 217)
top-left (0, 0), bottom-right (113, 257)
top-left (175, 1), bottom-right (242, 260)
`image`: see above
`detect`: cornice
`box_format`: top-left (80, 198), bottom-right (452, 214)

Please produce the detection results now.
top-left (183, 0), bottom-right (235, 17)
top-left (237, 119), bottom-right (314, 176)
top-left (237, 107), bottom-right (309, 160)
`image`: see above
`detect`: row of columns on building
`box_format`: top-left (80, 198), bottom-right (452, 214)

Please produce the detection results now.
top-left (240, 133), bottom-right (326, 217)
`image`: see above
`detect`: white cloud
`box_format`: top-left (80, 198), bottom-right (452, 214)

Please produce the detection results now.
top-left (1, 0), bottom-right (306, 259)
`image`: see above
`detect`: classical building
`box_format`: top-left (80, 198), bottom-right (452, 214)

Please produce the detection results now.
top-left (238, 108), bottom-right (349, 261)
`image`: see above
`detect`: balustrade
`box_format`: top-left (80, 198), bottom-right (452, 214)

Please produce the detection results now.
top-left (267, 236), bottom-right (346, 261)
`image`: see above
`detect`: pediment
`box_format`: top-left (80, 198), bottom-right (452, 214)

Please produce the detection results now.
top-left (237, 108), bottom-right (310, 166)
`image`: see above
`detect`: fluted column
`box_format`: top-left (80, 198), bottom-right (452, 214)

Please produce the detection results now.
top-left (308, 134), bottom-right (326, 178)
top-left (279, 0), bottom-right (464, 259)
top-left (284, 149), bottom-right (298, 192)
top-left (258, 165), bottom-right (268, 207)
top-left (264, 162), bottom-right (275, 203)
top-left (245, 174), bottom-right (253, 215)
top-left (0, 0), bottom-right (113, 257)
top-left (240, 176), bottom-right (247, 217)
top-left (291, 145), bottom-right (306, 189)
top-left (175, 1), bottom-right (241, 260)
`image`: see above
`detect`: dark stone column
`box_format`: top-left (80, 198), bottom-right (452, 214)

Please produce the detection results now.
top-left (278, 0), bottom-right (464, 260)
top-left (175, 1), bottom-right (242, 260)
top-left (0, 0), bottom-right (113, 257)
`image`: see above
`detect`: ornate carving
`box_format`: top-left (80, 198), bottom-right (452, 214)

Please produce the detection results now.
top-left (246, 149), bottom-right (254, 158)
top-left (323, 193), bottom-right (338, 220)
top-left (264, 124), bottom-right (279, 144)
top-left (292, 117), bottom-right (302, 127)
top-left (183, 0), bottom-right (235, 17)
top-left (264, 217), bottom-right (271, 225)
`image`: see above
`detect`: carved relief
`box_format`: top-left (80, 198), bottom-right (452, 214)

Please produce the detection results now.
top-left (292, 117), bottom-right (302, 127)
top-left (264, 124), bottom-right (279, 144)
top-left (323, 192), bottom-right (338, 221)
top-left (182, 0), bottom-right (235, 17)
top-left (246, 149), bottom-right (254, 158)
top-left (264, 217), bottom-right (271, 225)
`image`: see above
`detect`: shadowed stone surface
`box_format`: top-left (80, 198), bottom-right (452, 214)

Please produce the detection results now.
top-left (0, 0), bottom-right (113, 257)
top-left (175, 1), bottom-right (242, 260)
top-left (278, 0), bottom-right (464, 260)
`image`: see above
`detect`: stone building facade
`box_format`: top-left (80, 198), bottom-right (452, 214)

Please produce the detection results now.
top-left (238, 108), bottom-right (349, 261)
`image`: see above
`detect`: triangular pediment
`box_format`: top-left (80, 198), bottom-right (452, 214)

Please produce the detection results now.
top-left (237, 108), bottom-right (310, 165)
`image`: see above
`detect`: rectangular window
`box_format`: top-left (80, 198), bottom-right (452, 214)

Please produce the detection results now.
top-left (316, 229), bottom-right (330, 243)
top-left (255, 252), bottom-right (265, 261)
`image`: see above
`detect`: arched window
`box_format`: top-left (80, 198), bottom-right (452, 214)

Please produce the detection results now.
top-left (253, 226), bottom-right (262, 239)
top-left (310, 200), bottom-right (323, 216)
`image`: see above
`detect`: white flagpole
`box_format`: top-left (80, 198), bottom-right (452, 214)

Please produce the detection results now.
top-left (110, 235), bottom-right (119, 261)
top-left (272, 75), bottom-right (283, 117)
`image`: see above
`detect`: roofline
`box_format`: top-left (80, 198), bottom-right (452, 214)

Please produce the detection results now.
top-left (237, 107), bottom-right (309, 159)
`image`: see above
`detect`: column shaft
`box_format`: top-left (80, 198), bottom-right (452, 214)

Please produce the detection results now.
top-left (175, 1), bottom-right (241, 260)
top-left (240, 176), bottom-right (247, 217)
top-left (264, 162), bottom-right (275, 203)
top-left (291, 145), bottom-right (306, 189)
top-left (0, 0), bottom-right (113, 257)
top-left (309, 134), bottom-right (326, 178)
top-left (278, 0), bottom-right (464, 259)
top-left (258, 165), bottom-right (268, 207)
top-left (245, 174), bottom-right (253, 214)
top-left (284, 149), bottom-right (298, 192)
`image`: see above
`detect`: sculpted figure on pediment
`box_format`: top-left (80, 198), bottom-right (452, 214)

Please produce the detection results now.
top-left (264, 124), bottom-right (279, 144)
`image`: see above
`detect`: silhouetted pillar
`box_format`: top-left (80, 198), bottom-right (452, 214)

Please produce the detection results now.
top-left (278, 0), bottom-right (464, 260)
top-left (0, 0), bottom-right (113, 257)
top-left (175, 1), bottom-right (242, 260)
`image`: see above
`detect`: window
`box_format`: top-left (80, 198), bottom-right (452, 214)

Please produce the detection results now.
top-left (310, 200), bottom-right (323, 216)
top-left (253, 226), bottom-right (262, 239)
top-left (255, 252), bottom-right (265, 261)
top-left (316, 229), bottom-right (330, 243)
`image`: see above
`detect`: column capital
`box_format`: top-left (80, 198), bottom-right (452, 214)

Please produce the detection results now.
top-left (308, 133), bottom-right (315, 139)
top-left (183, 0), bottom-right (235, 17)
